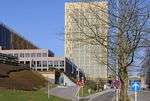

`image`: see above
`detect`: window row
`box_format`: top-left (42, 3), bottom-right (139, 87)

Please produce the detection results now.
top-left (8, 53), bottom-right (47, 58)
top-left (29, 60), bottom-right (65, 67)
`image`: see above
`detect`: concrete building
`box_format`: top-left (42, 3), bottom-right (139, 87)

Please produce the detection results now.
top-left (65, 1), bottom-right (108, 80)
top-left (0, 48), bottom-right (77, 73)
top-left (0, 49), bottom-right (53, 69)
top-left (0, 48), bottom-right (80, 85)
top-left (0, 23), bottom-right (80, 85)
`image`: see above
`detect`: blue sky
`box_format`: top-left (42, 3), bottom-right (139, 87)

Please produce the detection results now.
top-left (0, 0), bottom-right (67, 56)
top-left (0, 0), bottom-right (149, 57)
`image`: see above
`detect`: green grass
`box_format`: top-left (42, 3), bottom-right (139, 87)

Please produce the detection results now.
top-left (0, 89), bottom-right (69, 101)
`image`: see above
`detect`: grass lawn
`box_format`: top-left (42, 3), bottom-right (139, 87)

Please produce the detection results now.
top-left (0, 89), bottom-right (69, 101)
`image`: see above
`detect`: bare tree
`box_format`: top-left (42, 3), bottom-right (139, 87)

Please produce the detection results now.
top-left (65, 0), bottom-right (149, 100)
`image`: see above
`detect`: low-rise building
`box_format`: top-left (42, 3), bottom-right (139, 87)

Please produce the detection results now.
top-left (0, 23), bottom-right (84, 86)
top-left (0, 48), bottom-right (82, 85)
top-left (0, 48), bottom-right (75, 72)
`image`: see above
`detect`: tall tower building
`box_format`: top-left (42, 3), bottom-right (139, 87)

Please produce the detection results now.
top-left (65, 1), bottom-right (108, 80)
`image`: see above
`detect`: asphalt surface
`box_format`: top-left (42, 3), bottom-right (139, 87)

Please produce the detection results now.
top-left (90, 91), bottom-right (114, 101)
top-left (50, 86), bottom-right (79, 100)
top-left (131, 90), bottom-right (150, 101)
top-left (50, 86), bottom-right (114, 101)
top-left (50, 86), bottom-right (150, 101)
top-left (90, 90), bottom-right (150, 101)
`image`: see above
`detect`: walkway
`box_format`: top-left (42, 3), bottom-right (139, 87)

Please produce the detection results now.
top-left (50, 85), bottom-right (79, 100)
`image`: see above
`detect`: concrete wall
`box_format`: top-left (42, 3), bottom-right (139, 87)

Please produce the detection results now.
top-left (62, 73), bottom-right (76, 86)
top-left (39, 71), bottom-right (55, 84)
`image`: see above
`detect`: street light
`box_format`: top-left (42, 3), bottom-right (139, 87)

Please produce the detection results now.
top-left (47, 76), bottom-right (50, 99)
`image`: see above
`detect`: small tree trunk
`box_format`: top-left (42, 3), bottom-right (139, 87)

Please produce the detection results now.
top-left (119, 70), bottom-right (129, 101)
top-left (120, 80), bottom-right (128, 101)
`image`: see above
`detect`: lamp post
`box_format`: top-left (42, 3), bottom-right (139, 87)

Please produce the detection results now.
top-left (47, 76), bottom-right (50, 99)
top-left (81, 76), bottom-right (84, 96)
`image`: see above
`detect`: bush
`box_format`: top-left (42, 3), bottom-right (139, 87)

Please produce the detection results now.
top-left (86, 80), bottom-right (97, 91)
top-left (85, 78), bottom-right (104, 91)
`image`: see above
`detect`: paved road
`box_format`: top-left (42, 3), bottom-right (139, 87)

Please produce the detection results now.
top-left (89, 91), bottom-right (114, 101)
top-left (90, 90), bottom-right (150, 101)
top-left (131, 90), bottom-right (150, 101)
top-left (50, 86), bottom-right (79, 100)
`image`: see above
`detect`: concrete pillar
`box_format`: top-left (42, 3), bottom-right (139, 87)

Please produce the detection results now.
top-left (52, 61), bottom-right (54, 67)
top-left (47, 61), bottom-right (49, 71)
top-left (64, 58), bottom-right (66, 72)
top-left (30, 61), bottom-right (32, 69)
top-left (41, 61), bottom-right (43, 71)
top-left (35, 61), bottom-right (37, 71)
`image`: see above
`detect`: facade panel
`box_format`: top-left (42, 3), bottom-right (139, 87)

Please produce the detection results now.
top-left (65, 2), bottom-right (108, 80)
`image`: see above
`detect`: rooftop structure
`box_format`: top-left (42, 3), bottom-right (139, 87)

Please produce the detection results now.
top-left (0, 23), bottom-right (38, 49)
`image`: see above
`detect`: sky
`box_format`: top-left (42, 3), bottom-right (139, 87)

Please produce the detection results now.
top-left (0, 0), bottom-right (68, 56)
top-left (0, 0), bottom-right (149, 58)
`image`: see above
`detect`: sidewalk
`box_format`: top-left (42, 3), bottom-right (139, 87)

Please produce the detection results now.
top-left (73, 89), bottom-right (114, 101)
top-left (111, 90), bottom-right (135, 101)
top-left (50, 85), bottom-right (78, 100)
top-left (88, 89), bottom-right (114, 101)
top-left (129, 90), bottom-right (150, 101)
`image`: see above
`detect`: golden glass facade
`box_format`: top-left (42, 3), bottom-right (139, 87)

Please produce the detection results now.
top-left (65, 2), bottom-right (108, 79)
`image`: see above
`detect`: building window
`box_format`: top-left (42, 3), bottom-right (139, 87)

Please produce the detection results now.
top-left (25, 53), bottom-right (30, 57)
top-left (20, 61), bottom-right (24, 64)
top-left (54, 61), bottom-right (58, 67)
top-left (60, 61), bottom-right (64, 67)
top-left (37, 61), bottom-right (41, 67)
top-left (43, 61), bottom-right (47, 67)
top-left (20, 53), bottom-right (24, 57)
top-left (32, 61), bottom-right (36, 67)
top-left (25, 61), bottom-right (30, 67)
top-left (8, 53), bottom-right (13, 56)
top-left (42, 53), bottom-right (47, 57)
top-left (48, 61), bottom-right (53, 67)
top-left (37, 53), bottom-right (41, 57)
top-left (14, 53), bottom-right (18, 57)
top-left (31, 53), bottom-right (36, 57)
